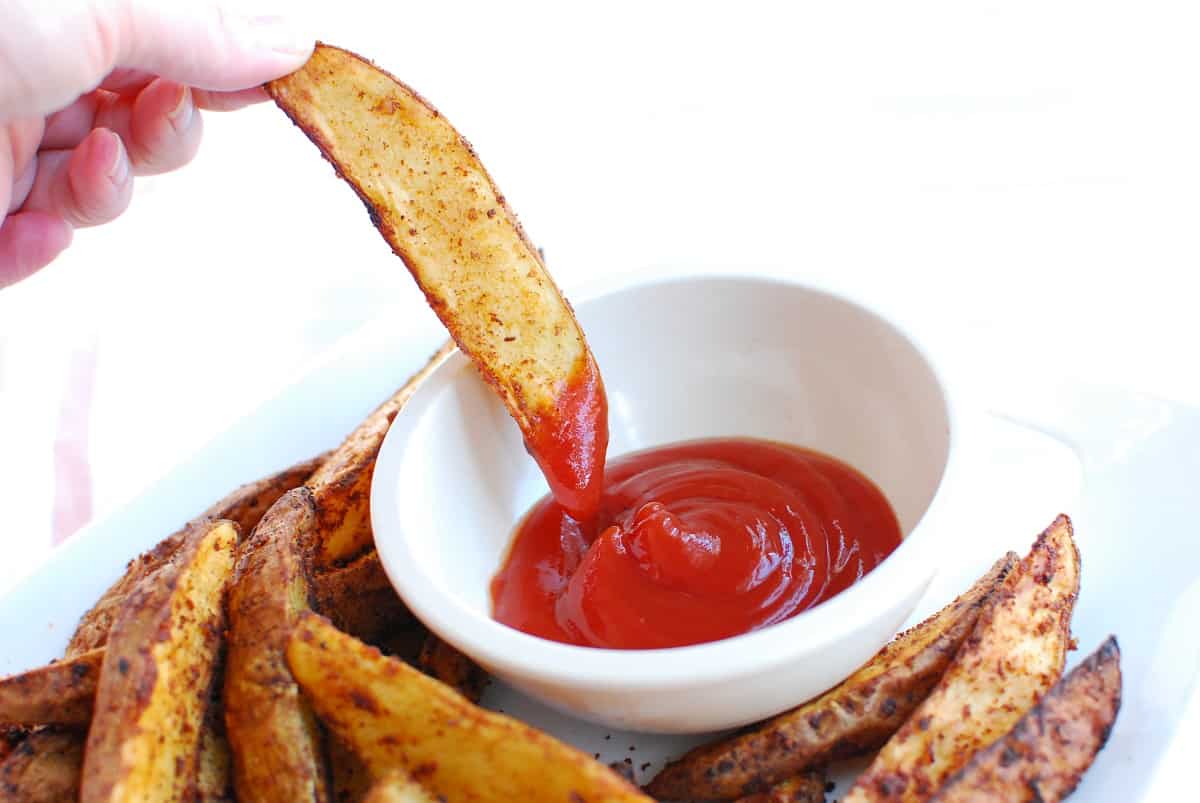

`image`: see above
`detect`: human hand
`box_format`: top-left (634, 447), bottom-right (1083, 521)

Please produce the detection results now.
top-left (0, 0), bottom-right (314, 289)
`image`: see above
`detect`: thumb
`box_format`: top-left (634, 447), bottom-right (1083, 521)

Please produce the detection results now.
top-left (0, 0), bottom-right (314, 122)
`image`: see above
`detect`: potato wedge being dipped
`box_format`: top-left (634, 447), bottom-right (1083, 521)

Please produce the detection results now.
top-left (267, 44), bottom-right (608, 520)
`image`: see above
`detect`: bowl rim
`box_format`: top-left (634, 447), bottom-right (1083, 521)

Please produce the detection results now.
top-left (371, 264), bottom-right (962, 689)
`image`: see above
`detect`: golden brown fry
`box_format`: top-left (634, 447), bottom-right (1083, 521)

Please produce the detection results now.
top-left (268, 44), bottom-right (606, 519)
top-left (844, 515), bottom-right (1081, 803)
top-left (304, 343), bottom-right (454, 567)
top-left (287, 612), bottom-right (650, 803)
top-left (647, 553), bottom-right (1018, 800)
top-left (81, 520), bottom-right (237, 802)
top-left (735, 770), bottom-right (828, 803)
top-left (416, 633), bottom-right (488, 704)
top-left (223, 489), bottom-right (329, 803)
top-left (0, 728), bottom-right (84, 802)
top-left (929, 637), bottom-right (1121, 803)
top-left (362, 769), bottom-right (440, 803)
top-left (311, 550), bottom-right (415, 645)
top-left (0, 648), bottom-right (103, 727)
top-left (67, 454), bottom-right (324, 656)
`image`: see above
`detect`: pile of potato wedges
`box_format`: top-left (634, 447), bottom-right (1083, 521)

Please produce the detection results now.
top-left (0, 348), bottom-right (643, 802)
top-left (0, 41), bottom-right (1121, 802)
top-left (0, 368), bottom-right (1124, 803)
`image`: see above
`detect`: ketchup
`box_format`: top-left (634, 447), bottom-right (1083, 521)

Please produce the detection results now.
top-left (491, 438), bottom-right (902, 649)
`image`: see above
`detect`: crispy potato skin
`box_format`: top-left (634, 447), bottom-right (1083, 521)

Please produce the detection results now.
top-left (735, 770), bottom-right (828, 803)
top-left (0, 727), bottom-right (84, 802)
top-left (646, 554), bottom-right (1018, 800)
top-left (0, 648), bottom-right (104, 726)
top-left (67, 454), bottom-right (324, 656)
top-left (929, 637), bottom-right (1121, 803)
top-left (268, 44), bottom-right (606, 520)
top-left (844, 515), bottom-right (1081, 803)
top-left (311, 550), bottom-right (415, 645)
top-left (223, 489), bottom-right (330, 803)
top-left (416, 633), bottom-right (488, 704)
top-left (328, 736), bottom-right (373, 803)
top-left (304, 343), bottom-right (454, 567)
top-left (287, 612), bottom-right (650, 803)
top-left (81, 520), bottom-right (237, 803)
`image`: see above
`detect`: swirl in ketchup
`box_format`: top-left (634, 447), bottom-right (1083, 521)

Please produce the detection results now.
top-left (491, 438), bottom-right (902, 649)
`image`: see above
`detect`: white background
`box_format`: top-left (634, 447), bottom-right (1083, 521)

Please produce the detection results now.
top-left (2, 0), bottom-right (1199, 611)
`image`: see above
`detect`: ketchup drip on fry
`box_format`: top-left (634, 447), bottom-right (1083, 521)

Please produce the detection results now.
top-left (491, 438), bottom-right (902, 649)
top-left (523, 353), bottom-right (608, 523)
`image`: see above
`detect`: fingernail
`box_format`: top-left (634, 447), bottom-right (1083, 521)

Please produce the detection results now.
top-left (168, 86), bottom-right (193, 132)
top-left (246, 14), bottom-right (315, 57)
top-left (105, 131), bottom-right (130, 185)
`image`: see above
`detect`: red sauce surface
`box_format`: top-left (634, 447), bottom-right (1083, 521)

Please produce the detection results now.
top-left (491, 438), bottom-right (902, 649)
top-left (523, 353), bottom-right (608, 522)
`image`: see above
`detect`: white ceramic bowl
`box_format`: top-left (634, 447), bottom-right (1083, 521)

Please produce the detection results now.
top-left (372, 269), bottom-right (959, 733)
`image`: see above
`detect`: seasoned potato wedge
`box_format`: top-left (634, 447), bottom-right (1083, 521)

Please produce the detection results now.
top-left (735, 770), bottom-right (828, 803)
top-left (0, 728), bottom-right (84, 802)
top-left (647, 553), bottom-right (1018, 800)
top-left (287, 612), bottom-right (650, 803)
top-left (304, 343), bottom-right (453, 566)
top-left (268, 44), bottom-right (607, 519)
top-left (67, 454), bottom-right (324, 656)
top-left (81, 520), bottom-right (237, 802)
top-left (844, 515), bottom-right (1081, 803)
top-left (416, 633), bottom-right (488, 703)
top-left (223, 489), bottom-right (329, 803)
top-left (311, 550), bottom-right (414, 645)
top-left (362, 769), bottom-right (440, 803)
top-left (0, 648), bottom-right (103, 726)
top-left (929, 636), bottom-right (1121, 803)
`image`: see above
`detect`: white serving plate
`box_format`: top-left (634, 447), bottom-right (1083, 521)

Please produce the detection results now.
top-left (1, 303), bottom-right (1195, 802)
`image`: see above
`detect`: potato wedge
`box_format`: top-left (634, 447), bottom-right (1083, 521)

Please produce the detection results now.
top-left (268, 44), bottom-right (608, 520)
top-left (844, 515), bottom-right (1081, 803)
top-left (223, 489), bottom-right (329, 803)
top-left (81, 519), bottom-right (237, 802)
top-left (311, 550), bottom-right (415, 645)
top-left (929, 636), bottom-right (1121, 803)
top-left (646, 553), bottom-right (1018, 800)
top-left (304, 343), bottom-right (454, 566)
top-left (287, 612), bottom-right (650, 802)
top-left (735, 770), bottom-right (828, 803)
top-left (67, 453), bottom-right (324, 656)
top-left (0, 728), bottom-right (84, 802)
top-left (0, 647), bottom-right (103, 726)
top-left (362, 770), bottom-right (440, 803)
top-left (416, 633), bottom-right (488, 703)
